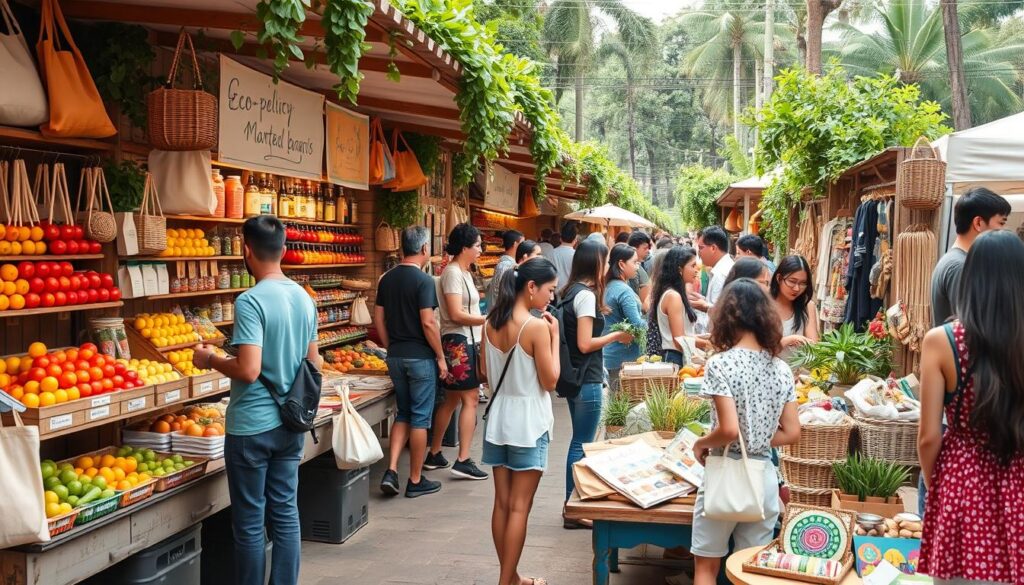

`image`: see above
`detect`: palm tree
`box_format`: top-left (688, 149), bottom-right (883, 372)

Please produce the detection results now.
top-left (679, 9), bottom-right (766, 139)
top-left (835, 0), bottom-right (1024, 124)
top-left (597, 35), bottom-right (652, 179)
top-left (543, 0), bottom-right (657, 142)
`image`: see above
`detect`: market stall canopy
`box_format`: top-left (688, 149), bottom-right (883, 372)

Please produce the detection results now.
top-left (933, 112), bottom-right (1024, 195)
top-left (564, 203), bottom-right (656, 228)
top-left (715, 168), bottom-right (780, 207)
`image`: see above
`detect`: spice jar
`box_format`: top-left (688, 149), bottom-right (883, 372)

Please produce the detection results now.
top-left (222, 299), bottom-right (234, 322)
top-left (248, 271), bottom-right (256, 287)
top-left (232, 233), bottom-right (242, 256)
top-left (218, 266), bottom-right (231, 289)
top-left (211, 169), bottom-right (226, 217)
top-left (170, 276), bottom-right (182, 294)
top-left (230, 266), bottom-right (241, 289)
top-left (210, 297), bottom-right (223, 322)
top-left (210, 233), bottom-right (222, 256)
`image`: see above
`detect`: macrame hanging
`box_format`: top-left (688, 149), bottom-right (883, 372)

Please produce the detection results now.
top-left (892, 224), bottom-right (937, 352)
top-left (793, 203), bottom-right (821, 272)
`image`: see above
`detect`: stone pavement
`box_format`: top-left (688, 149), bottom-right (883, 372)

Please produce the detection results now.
top-left (299, 398), bottom-right (691, 585)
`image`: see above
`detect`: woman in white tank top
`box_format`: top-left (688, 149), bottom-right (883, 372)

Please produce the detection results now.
top-left (478, 258), bottom-right (560, 585)
top-left (649, 246), bottom-right (705, 365)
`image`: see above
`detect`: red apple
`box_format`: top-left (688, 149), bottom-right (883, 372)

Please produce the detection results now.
top-left (43, 223), bottom-right (60, 241)
top-left (49, 239), bottom-right (67, 255)
top-left (108, 287), bottom-right (121, 302)
top-left (113, 362), bottom-right (126, 375)
top-left (59, 225), bottom-right (75, 240)
top-left (86, 272), bottom-right (101, 289)
top-left (16, 261), bottom-right (34, 279)
top-left (59, 262), bottom-right (73, 277)
top-left (36, 262), bottom-right (51, 278)
top-left (65, 290), bottom-right (78, 305)
top-left (41, 293), bottom-right (55, 307)
top-left (24, 293), bottom-right (40, 308)
top-left (68, 275), bottom-right (82, 291)
top-left (86, 288), bottom-right (99, 303)
top-left (53, 291), bottom-right (66, 306)
top-left (28, 277), bottom-right (44, 294)
top-left (66, 240), bottom-right (80, 254)
top-left (97, 288), bottom-right (110, 302)
top-left (99, 273), bottom-right (114, 288)
top-left (124, 370), bottom-right (138, 382)
top-left (71, 225), bottom-right (83, 240)
top-left (88, 241), bottom-right (101, 254)
top-left (44, 277), bottom-right (60, 293)
top-left (58, 276), bottom-right (71, 291)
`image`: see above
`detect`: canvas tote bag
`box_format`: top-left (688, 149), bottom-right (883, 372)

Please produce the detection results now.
top-left (349, 295), bottom-right (372, 326)
top-left (0, 0), bottom-right (48, 126)
top-left (382, 129), bottom-right (428, 191)
top-left (35, 0), bottom-right (115, 138)
top-left (368, 118), bottom-right (394, 185)
top-left (702, 430), bottom-right (766, 522)
top-left (332, 384), bottom-right (383, 469)
top-left (148, 150), bottom-right (217, 215)
top-left (0, 410), bottom-right (51, 546)
top-left (76, 166), bottom-right (117, 243)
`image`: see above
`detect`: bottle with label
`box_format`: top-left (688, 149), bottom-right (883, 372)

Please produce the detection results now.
top-left (315, 184), bottom-right (325, 221)
top-left (324, 185), bottom-right (337, 222)
top-left (350, 198), bottom-right (359, 224)
top-left (230, 266), bottom-right (241, 289)
top-left (243, 174), bottom-right (261, 217)
top-left (211, 169), bottom-right (226, 217)
top-left (224, 175), bottom-right (244, 219)
top-left (294, 180), bottom-right (307, 220)
top-left (279, 178), bottom-right (294, 219)
top-left (337, 187), bottom-right (348, 224)
top-left (259, 174), bottom-right (274, 215)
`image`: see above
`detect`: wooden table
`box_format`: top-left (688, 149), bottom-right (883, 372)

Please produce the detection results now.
top-left (726, 546), bottom-right (862, 585)
top-left (564, 493), bottom-right (695, 585)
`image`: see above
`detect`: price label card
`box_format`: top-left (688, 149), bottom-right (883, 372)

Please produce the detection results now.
top-left (165, 390), bottom-right (181, 403)
top-left (49, 414), bottom-right (73, 431)
top-left (89, 406), bottom-right (110, 421)
top-left (91, 395), bottom-right (112, 408)
top-left (199, 381), bottom-right (214, 394)
top-left (218, 377), bottom-right (231, 390)
top-left (126, 397), bottom-right (147, 412)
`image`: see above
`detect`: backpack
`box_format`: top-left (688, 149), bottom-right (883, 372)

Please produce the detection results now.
top-left (260, 358), bottom-right (324, 442)
top-left (552, 283), bottom-right (598, 399)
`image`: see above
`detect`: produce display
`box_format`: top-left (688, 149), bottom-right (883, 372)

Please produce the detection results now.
top-left (282, 244), bottom-right (365, 265)
top-left (284, 224), bottom-right (363, 245)
top-left (0, 221), bottom-right (102, 256)
top-left (0, 261), bottom-right (121, 311)
top-left (158, 228), bottom-right (218, 257)
top-left (323, 345), bottom-right (387, 374)
top-left (117, 357), bottom-right (182, 385)
top-left (131, 312), bottom-right (202, 347)
top-left (146, 406), bottom-right (225, 437)
top-left (166, 347), bottom-right (224, 376)
top-left (318, 326), bottom-right (368, 347)
top-left (2, 342), bottom-right (145, 408)
top-left (677, 365), bottom-right (704, 380)
top-left (41, 457), bottom-right (120, 518)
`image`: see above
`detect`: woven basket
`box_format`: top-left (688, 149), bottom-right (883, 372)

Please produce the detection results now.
top-left (135, 173), bottom-right (167, 255)
top-left (780, 415), bottom-right (855, 461)
top-left (779, 454), bottom-right (839, 490)
top-left (788, 485), bottom-right (834, 507)
top-left (147, 29), bottom-right (217, 151)
top-left (618, 363), bottom-right (679, 404)
top-left (855, 414), bottom-right (920, 467)
top-left (77, 167), bottom-right (117, 243)
top-left (896, 136), bottom-right (945, 210)
top-left (340, 277), bottom-right (371, 291)
top-left (375, 221), bottom-right (400, 252)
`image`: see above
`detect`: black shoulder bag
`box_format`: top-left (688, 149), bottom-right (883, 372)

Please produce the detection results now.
top-left (259, 358), bottom-right (324, 443)
top-left (482, 344), bottom-right (516, 421)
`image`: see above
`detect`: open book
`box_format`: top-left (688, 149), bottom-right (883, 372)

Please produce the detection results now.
top-left (658, 428), bottom-right (704, 489)
top-left (585, 441), bottom-right (695, 509)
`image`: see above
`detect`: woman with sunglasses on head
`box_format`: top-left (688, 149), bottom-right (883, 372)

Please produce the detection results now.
top-left (769, 255), bottom-right (818, 350)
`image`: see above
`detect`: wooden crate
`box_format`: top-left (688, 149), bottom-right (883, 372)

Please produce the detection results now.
top-left (154, 378), bottom-right (190, 408)
top-left (119, 385), bottom-right (157, 416)
top-left (189, 370), bottom-right (228, 399)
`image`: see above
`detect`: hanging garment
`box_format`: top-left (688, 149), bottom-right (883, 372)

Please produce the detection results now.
top-left (844, 202), bottom-right (881, 330)
top-left (814, 218), bottom-right (839, 303)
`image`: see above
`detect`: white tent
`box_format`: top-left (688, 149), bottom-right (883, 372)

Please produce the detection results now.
top-left (932, 112), bottom-right (1024, 250)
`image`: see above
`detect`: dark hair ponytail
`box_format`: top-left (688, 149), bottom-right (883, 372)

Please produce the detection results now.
top-left (488, 257), bottom-right (557, 331)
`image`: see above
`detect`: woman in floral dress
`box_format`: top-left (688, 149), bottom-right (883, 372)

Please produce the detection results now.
top-left (917, 231), bottom-right (1024, 584)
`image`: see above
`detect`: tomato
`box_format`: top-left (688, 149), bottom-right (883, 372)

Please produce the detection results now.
top-left (102, 364), bottom-right (115, 378)
top-left (57, 276), bottom-right (70, 290)
top-left (68, 275), bottom-right (81, 291)
top-left (40, 293), bottom-right (55, 307)
top-left (78, 348), bottom-right (94, 361)
top-left (75, 369), bottom-right (90, 383)
top-left (71, 225), bottom-right (84, 240)
top-left (124, 370), bottom-right (139, 382)
top-left (58, 371), bottom-right (77, 389)
top-left (98, 288), bottom-right (110, 302)
top-left (91, 380), bottom-right (103, 394)
top-left (76, 241), bottom-right (90, 254)
top-left (65, 291), bottom-right (78, 305)
top-left (122, 380), bottom-right (135, 389)
top-left (75, 359), bottom-right (90, 371)
top-left (33, 356), bottom-right (51, 369)
top-left (109, 287), bottom-right (121, 302)
top-left (59, 262), bottom-right (73, 277)
top-left (49, 239), bottom-right (67, 255)
top-left (28, 277), bottom-right (44, 293)
top-left (43, 223), bottom-right (60, 241)
top-left (87, 367), bottom-right (103, 382)
top-left (89, 241), bottom-right (102, 254)
top-left (111, 375), bottom-right (124, 388)
top-left (44, 277), bottom-right (59, 293)
top-left (86, 288), bottom-right (99, 303)
top-left (24, 293), bottom-right (40, 308)
top-left (103, 354), bottom-right (115, 365)
top-left (16, 261), bottom-right (34, 279)
top-left (53, 291), bottom-right (66, 306)
top-left (66, 240), bottom-right (79, 254)
top-left (59, 225), bottom-right (74, 240)
top-left (113, 362), bottom-right (126, 375)
top-left (28, 367), bottom-right (46, 382)
top-left (99, 273), bottom-right (114, 288)
top-left (35, 262), bottom-right (51, 278)
top-left (46, 364), bottom-right (62, 377)
top-left (78, 383), bottom-right (92, 398)
top-left (101, 379), bottom-right (113, 391)
top-left (80, 342), bottom-right (98, 353)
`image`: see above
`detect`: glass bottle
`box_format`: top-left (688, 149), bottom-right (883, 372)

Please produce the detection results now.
top-left (222, 230), bottom-right (233, 255)
top-left (218, 265), bottom-right (231, 289)
top-left (211, 169), bottom-right (226, 217)
top-left (324, 185), bottom-right (337, 222)
top-left (231, 232), bottom-right (242, 256)
top-left (293, 180), bottom-right (306, 220)
top-left (230, 266), bottom-right (241, 289)
top-left (279, 178), bottom-right (294, 219)
top-left (337, 187), bottom-right (348, 224)
top-left (315, 184), bottom-right (325, 221)
top-left (222, 298), bottom-right (234, 322)
top-left (350, 198), bottom-right (359, 224)
top-left (210, 297), bottom-right (223, 322)
top-left (243, 173), bottom-right (261, 217)
top-left (260, 174), bottom-right (273, 215)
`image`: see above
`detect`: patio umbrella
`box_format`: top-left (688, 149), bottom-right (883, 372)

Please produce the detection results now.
top-left (563, 203), bottom-right (656, 229)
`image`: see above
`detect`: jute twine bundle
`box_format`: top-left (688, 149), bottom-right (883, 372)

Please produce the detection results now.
top-left (892, 224), bottom-right (937, 352)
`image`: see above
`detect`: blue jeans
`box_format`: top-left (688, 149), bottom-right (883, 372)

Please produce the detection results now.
top-left (663, 349), bottom-right (685, 366)
top-left (565, 382), bottom-right (603, 501)
top-left (225, 426), bottom-right (305, 585)
top-left (386, 357), bottom-right (438, 429)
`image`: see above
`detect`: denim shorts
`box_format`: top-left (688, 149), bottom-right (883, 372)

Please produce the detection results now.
top-left (386, 357), bottom-right (437, 429)
top-left (482, 432), bottom-right (550, 472)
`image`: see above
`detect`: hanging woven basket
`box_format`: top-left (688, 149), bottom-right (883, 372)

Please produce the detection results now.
top-left (147, 29), bottom-right (218, 151)
top-left (896, 137), bottom-right (945, 210)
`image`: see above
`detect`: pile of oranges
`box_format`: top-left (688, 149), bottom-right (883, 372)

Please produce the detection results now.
top-left (72, 452), bottom-right (153, 492)
top-left (0, 224), bottom-right (46, 256)
top-left (148, 406), bottom-right (224, 437)
top-left (159, 229), bottom-right (216, 257)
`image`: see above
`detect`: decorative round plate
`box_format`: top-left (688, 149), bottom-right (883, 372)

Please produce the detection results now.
top-left (782, 509), bottom-right (849, 561)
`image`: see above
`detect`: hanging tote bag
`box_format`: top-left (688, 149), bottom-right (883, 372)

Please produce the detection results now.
top-left (76, 166), bottom-right (117, 243)
top-left (383, 129), bottom-right (428, 191)
top-left (148, 149), bottom-right (218, 215)
top-left (701, 431), bottom-right (767, 522)
top-left (135, 173), bottom-right (167, 255)
top-left (0, 410), bottom-right (51, 546)
top-left (350, 295), bottom-right (372, 326)
top-left (374, 221), bottom-right (399, 252)
top-left (368, 118), bottom-right (395, 185)
top-left (0, 0), bottom-right (48, 126)
top-left (35, 0), bottom-right (116, 138)
top-left (147, 29), bottom-right (217, 151)
top-left (896, 137), bottom-right (945, 210)
top-left (519, 185), bottom-right (540, 218)
top-left (332, 384), bottom-right (384, 470)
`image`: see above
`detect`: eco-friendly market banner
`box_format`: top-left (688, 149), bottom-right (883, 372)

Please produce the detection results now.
top-left (483, 164), bottom-right (520, 215)
top-left (325, 102), bottom-right (369, 190)
top-left (218, 56), bottom-right (325, 180)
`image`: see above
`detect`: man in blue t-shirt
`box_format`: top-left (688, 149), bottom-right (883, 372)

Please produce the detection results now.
top-left (195, 216), bottom-right (318, 585)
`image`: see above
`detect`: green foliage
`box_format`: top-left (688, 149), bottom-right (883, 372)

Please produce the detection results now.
top-left (602, 391), bottom-right (633, 427)
top-left (674, 164), bottom-right (734, 230)
top-left (403, 133), bottom-right (443, 178)
top-left (321, 0), bottom-right (374, 104)
top-left (789, 323), bottom-right (894, 385)
top-left (253, 0), bottom-right (309, 76)
top-left (723, 135), bottom-right (752, 177)
top-left (610, 321), bottom-right (647, 355)
top-left (77, 23), bottom-right (159, 127)
top-left (378, 190), bottom-right (422, 229)
top-left (833, 454), bottom-right (911, 500)
top-left (747, 65), bottom-right (949, 247)
top-left (103, 159), bottom-right (146, 213)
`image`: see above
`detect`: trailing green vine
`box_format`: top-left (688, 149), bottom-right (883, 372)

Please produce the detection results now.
top-left (321, 0), bottom-right (374, 104)
top-left (378, 190), bottom-right (422, 229)
top-left (249, 0), bottom-right (309, 77)
top-left (386, 32), bottom-right (402, 83)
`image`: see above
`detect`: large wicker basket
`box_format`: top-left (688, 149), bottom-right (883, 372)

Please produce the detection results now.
top-left (147, 30), bottom-right (217, 151)
top-left (788, 485), bottom-right (834, 508)
top-left (780, 415), bottom-right (855, 461)
top-left (896, 136), bottom-right (945, 210)
top-left (617, 362), bottom-right (679, 404)
top-left (779, 453), bottom-right (839, 490)
top-left (855, 414), bottom-right (920, 467)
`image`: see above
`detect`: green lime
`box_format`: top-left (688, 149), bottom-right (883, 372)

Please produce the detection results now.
top-left (163, 459), bottom-right (175, 469)
top-left (152, 468), bottom-right (165, 477)
top-left (138, 462), bottom-right (149, 473)
top-left (53, 485), bottom-right (69, 502)
top-left (40, 460), bottom-right (56, 480)
top-left (92, 476), bottom-right (107, 491)
top-left (116, 446), bottom-right (132, 457)
top-left (67, 480), bottom-right (83, 497)
top-left (60, 469), bottom-right (79, 485)
top-left (171, 455), bottom-right (183, 464)
top-left (100, 489), bottom-right (115, 500)
top-left (144, 450), bottom-right (156, 462)
top-left (183, 461), bottom-right (194, 467)
top-left (44, 476), bottom-right (62, 491)
top-left (79, 475), bottom-right (92, 486)
top-left (67, 495), bottom-right (79, 507)
top-left (174, 463), bottom-right (185, 470)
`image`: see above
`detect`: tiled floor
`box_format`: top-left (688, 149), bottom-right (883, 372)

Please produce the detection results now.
top-left (299, 399), bottom-right (691, 585)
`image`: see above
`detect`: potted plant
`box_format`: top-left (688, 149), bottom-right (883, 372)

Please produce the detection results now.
top-left (644, 381), bottom-right (711, 435)
top-left (831, 454), bottom-right (910, 515)
top-left (789, 323), bottom-right (893, 396)
top-left (602, 391), bottom-right (632, 439)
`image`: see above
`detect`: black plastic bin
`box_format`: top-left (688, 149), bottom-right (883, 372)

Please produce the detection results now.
top-left (200, 508), bottom-right (272, 585)
top-left (100, 524), bottom-right (201, 585)
top-left (298, 452), bottom-right (369, 543)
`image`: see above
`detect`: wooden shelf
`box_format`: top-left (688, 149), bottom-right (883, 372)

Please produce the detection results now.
top-left (164, 214), bottom-right (359, 229)
top-left (283, 263), bottom-right (366, 270)
top-left (127, 255), bottom-right (243, 262)
top-left (318, 320), bottom-right (350, 330)
top-left (0, 125), bottom-right (115, 152)
top-left (0, 254), bottom-right (104, 262)
top-left (212, 320), bottom-right (233, 327)
top-left (146, 288), bottom-right (250, 301)
top-left (0, 301), bottom-right (122, 319)
top-left (320, 332), bottom-right (368, 348)
top-left (315, 298), bottom-right (355, 308)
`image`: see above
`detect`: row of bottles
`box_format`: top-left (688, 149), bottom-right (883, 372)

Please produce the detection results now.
top-left (212, 170), bottom-right (360, 224)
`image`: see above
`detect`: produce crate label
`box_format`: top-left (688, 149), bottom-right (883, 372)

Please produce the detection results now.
top-left (218, 377), bottom-right (231, 390)
top-left (89, 406), bottom-right (111, 421)
top-left (126, 397), bottom-right (148, 412)
top-left (90, 395), bottom-right (112, 408)
top-left (165, 390), bottom-right (181, 403)
top-left (198, 381), bottom-right (214, 394)
top-left (49, 414), bottom-right (73, 431)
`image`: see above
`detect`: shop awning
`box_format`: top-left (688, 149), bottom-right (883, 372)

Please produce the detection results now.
top-left (715, 169), bottom-right (779, 207)
top-left (932, 112), bottom-right (1024, 194)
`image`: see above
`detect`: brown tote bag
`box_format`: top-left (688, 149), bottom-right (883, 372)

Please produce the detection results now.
top-left (368, 118), bottom-right (394, 185)
top-left (383, 129), bottom-right (428, 192)
top-left (36, 0), bottom-right (115, 138)
top-left (76, 167), bottom-right (117, 243)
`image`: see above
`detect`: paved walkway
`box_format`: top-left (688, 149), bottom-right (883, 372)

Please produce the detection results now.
top-left (299, 399), bottom-right (690, 585)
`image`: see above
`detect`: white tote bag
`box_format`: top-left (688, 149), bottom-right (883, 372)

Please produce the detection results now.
top-left (148, 150), bottom-right (217, 215)
top-left (0, 0), bottom-right (48, 126)
top-left (701, 431), bottom-right (766, 523)
top-left (332, 385), bottom-right (383, 470)
top-left (0, 410), bottom-right (51, 546)
top-left (349, 296), bottom-right (372, 326)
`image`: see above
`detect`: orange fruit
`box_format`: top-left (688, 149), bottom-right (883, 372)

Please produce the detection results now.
top-left (29, 226), bottom-right (43, 242)
top-left (76, 456), bottom-right (95, 470)
top-left (151, 420), bottom-right (171, 433)
top-left (17, 226), bottom-right (29, 241)
top-left (0, 264), bottom-right (16, 282)
top-left (85, 467), bottom-right (98, 477)
top-left (1, 282), bottom-right (14, 296)
top-left (28, 342), bottom-right (48, 358)
top-left (40, 377), bottom-right (58, 393)
top-left (100, 454), bottom-right (116, 468)
top-left (0, 295), bottom-right (7, 312)
top-left (186, 424), bottom-right (204, 437)
top-left (99, 467), bottom-right (115, 484)
top-left (8, 294), bottom-right (25, 310)
top-left (113, 467), bottom-right (126, 481)
top-left (123, 457), bottom-right (138, 473)
top-left (67, 387), bottom-right (80, 401)
top-left (39, 391), bottom-right (56, 407)
top-left (117, 480), bottom-right (132, 491)
top-left (53, 389), bottom-right (68, 403)
top-left (21, 392), bottom-right (39, 408)
top-left (14, 279), bottom-right (29, 295)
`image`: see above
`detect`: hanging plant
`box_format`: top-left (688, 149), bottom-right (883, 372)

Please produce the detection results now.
top-left (76, 23), bottom-right (160, 127)
top-left (103, 159), bottom-right (146, 213)
top-left (378, 190), bottom-right (421, 229)
top-left (321, 0), bottom-right (374, 104)
top-left (403, 133), bottom-right (442, 177)
top-left (385, 32), bottom-right (402, 83)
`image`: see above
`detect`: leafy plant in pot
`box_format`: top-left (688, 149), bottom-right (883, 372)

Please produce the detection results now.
top-left (602, 391), bottom-right (632, 439)
top-left (789, 323), bottom-right (893, 394)
top-left (832, 453), bottom-right (910, 503)
top-left (644, 381), bottom-right (711, 435)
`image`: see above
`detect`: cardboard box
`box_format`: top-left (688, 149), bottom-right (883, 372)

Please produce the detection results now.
top-left (831, 490), bottom-right (906, 518)
top-left (853, 535), bottom-right (922, 577)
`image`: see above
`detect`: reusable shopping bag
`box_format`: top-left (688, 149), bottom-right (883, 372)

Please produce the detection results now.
top-left (0, 0), bottom-right (48, 126)
top-left (0, 410), bottom-right (51, 546)
top-left (382, 129), bottom-right (428, 191)
top-left (702, 431), bottom-right (767, 522)
top-left (368, 118), bottom-right (394, 185)
top-left (148, 150), bottom-right (217, 215)
top-left (332, 385), bottom-right (383, 470)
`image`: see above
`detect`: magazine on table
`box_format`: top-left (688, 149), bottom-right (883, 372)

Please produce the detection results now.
top-left (585, 441), bottom-right (694, 509)
top-left (658, 428), bottom-right (704, 488)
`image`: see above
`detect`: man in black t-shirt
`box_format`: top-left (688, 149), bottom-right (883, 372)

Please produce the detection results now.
top-left (375, 226), bottom-right (448, 498)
